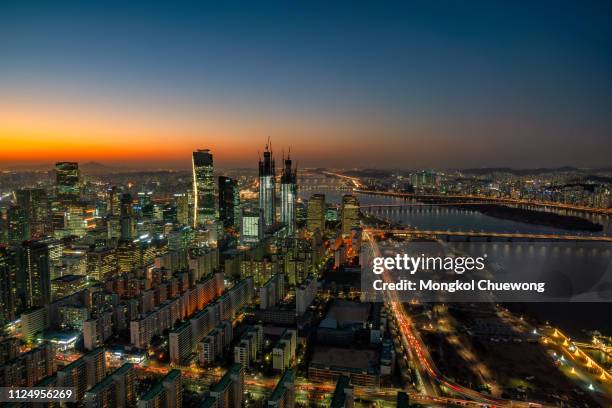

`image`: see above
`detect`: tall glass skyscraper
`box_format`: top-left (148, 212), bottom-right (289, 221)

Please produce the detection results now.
top-left (55, 162), bottom-right (80, 201)
top-left (219, 176), bottom-right (240, 229)
top-left (258, 142), bottom-right (276, 229)
top-left (280, 152), bottom-right (297, 235)
top-left (192, 149), bottom-right (216, 228)
top-left (20, 240), bottom-right (51, 309)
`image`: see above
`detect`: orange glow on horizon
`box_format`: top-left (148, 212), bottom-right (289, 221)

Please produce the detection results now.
top-left (0, 96), bottom-right (377, 167)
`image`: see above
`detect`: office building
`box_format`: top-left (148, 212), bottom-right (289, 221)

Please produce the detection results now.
top-left (341, 195), bottom-right (360, 236)
top-left (307, 194), bottom-right (325, 232)
top-left (87, 247), bottom-right (118, 281)
top-left (19, 240), bottom-right (51, 308)
top-left (174, 193), bottom-right (190, 226)
top-left (6, 205), bottom-right (30, 244)
top-left (0, 245), bottom-right (18, 325)
top-left (119, 193), bottom-right (134, 241)
top-left (55, 162), bottom-right (80, 201)
top-left (15, 188), bottom-right (50, 237)
top-left (218, 176), bottom-right (240, 229)
top-left (240, 209), bottom-right (262, 244)
top-left (192, 149), bottom-right (215, 227)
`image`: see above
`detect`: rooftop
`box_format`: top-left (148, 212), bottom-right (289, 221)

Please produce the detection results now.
top-left (310, 347), bottom-right (378, 374)
top-left (268, 369), bottom-right (294, 403)
top-left (325, 300), bottom-right (371, 327)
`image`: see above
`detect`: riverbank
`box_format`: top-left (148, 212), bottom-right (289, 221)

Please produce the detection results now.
top-left (455, 204), bottom-right (603, 232)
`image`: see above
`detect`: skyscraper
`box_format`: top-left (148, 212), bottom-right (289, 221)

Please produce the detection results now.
top-left (15, 188), bottom-right (49, 237)
top-left (174, 193), bottom-right (189, 226)
top-left (55, 162), bottom-right (80, 201)
top-left (218, 176), bottom-right (240, 229)
top-left (341, 195), bottom-right (360, 236)
top-left (192, 150), bottom-right (216, 227)
top-left (20, 240), bottom-right (51, 308)
top-left (120, 193), bottom-right (133, 241)
top-left (6, 205), bottom-right (30, 244)
top-left (306, 194), bottom-right (325, 233)
top-left (280, 152), bottom-right (297, 235)
top-left (0, 245), bottom-right (18, 325)
top-left (106, 186), bottom-right (121, 216)
top-left (258, 141), bottom-right (276, 229)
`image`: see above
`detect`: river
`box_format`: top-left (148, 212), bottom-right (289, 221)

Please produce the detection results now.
top-left (300, 189), bottom-right (612, 337)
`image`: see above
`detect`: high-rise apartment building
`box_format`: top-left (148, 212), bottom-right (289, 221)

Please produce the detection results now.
top-left (268, 369), bottom-right (295, 408)
top-left (192, 149), bottom-right (215, 227)
top-left (209, 363), bottom-right (244, 408)
top-left (137, 369), bottom-right (182, 408)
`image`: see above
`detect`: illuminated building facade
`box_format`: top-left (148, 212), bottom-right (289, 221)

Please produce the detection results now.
top-left (307, 194), bottom-right (325, 232)
top-left (240, 209), bottom-right (262, 244)
top-left (6, 205), bottom-right (30, 244)
top-left (280, 152), bottom-right (297, 235)
top-left (258, 141), bottom-right (276, 229)
top-left (15, 188), bottom-right (50, 237)
top-left (20, 239), bottom-right (51, 308)
top-left (120, 193), bottom-right (134, 241)
top-left (0, 245), bottom-right (18, 325)
top-left (192, 149), bottom-right (216, 227)
top-left (55, 161), bottom-right (80, 201)
top-left (341, 195), bottom-right (360, 236)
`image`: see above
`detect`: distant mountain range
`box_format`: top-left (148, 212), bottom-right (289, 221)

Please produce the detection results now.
top-left (459, 166), bottom-right (612, 176)
top-left (2, 163), bottom-right (611, 176)
top-left (0, 162), bottom-right (177, 174)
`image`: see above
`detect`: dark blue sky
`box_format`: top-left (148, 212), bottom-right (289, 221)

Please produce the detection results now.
top-left (1, 1), bottom-right (611, 168)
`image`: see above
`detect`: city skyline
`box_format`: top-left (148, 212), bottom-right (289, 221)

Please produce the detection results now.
top-left (2, 3), bottom-right (612, 407)
top-left (2, 1), bottom-right (612, 169)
